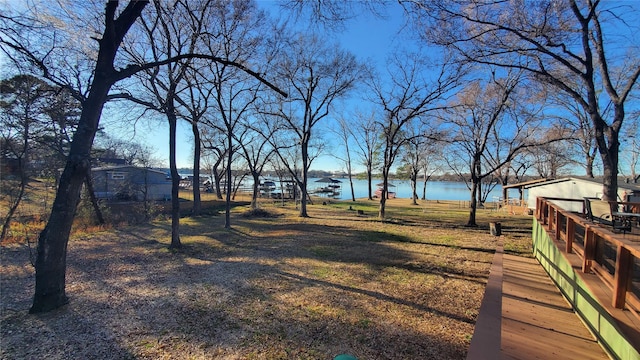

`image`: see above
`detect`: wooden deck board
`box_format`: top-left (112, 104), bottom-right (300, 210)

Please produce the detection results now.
top-left (500, 254), bottom-right (609, 359)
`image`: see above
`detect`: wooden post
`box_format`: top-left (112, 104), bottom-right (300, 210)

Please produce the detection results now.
top-left (566, 217), bottom-right (575, 254)
top-left (555, 209), bottom-right (562, 240)
top-left (612, 246), bottom-right (632, 309)
top-left (583, 227), bottom-right (595, 273)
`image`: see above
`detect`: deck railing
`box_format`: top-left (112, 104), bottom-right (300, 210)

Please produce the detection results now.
top-left (536, 197), bottom-right (640, 317)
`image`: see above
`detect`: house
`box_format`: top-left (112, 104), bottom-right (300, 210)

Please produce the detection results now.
top-left (524, 177), bottom-right (640, 212)
top-left (91, 165), bottom-right (171, 201)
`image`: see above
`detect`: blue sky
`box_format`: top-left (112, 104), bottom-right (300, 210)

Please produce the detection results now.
top-left (105, 1), bottom-right (407, 172)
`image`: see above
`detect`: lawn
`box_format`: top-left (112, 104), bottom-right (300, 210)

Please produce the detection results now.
top-left (0, 196), bottom-right (532, 359)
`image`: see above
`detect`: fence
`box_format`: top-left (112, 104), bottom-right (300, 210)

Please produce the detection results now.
top-left (535, 196), bottom-right (640, 317)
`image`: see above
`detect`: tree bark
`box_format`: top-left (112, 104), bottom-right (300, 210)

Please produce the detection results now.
top-left (250, 171), bottom-right (260, 210)
top-left (348, 172), bottom-right (355, 202)
top-left (299, 140), bottom-right (309, 217)
top-left (410, 170), bottom-right (418, 205)
top-left (467, 180), bottom-right (478, 227)
top-left (367, 167), bottom-right (373, 201)
top-left (224, 135), bottom-right (233, 228)
top-left (84, 170), bottom-right (105, 225)
top-left (191, 121), bottom-right (201, 216)
top-left (168, 110), bottom-right (181, 249)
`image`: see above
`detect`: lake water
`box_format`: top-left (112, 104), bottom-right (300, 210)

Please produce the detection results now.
top-left (309, 178), bottom-right (503, 202)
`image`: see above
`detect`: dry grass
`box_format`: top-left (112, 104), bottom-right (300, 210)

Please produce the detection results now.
top-left (1, 197), bottom-right (532, 360)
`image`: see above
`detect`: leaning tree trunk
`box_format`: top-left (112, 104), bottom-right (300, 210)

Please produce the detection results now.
top-left (31, 81), bottom-right (112, 313)
top-left (84, 170), bottom-right (105, 225)
top-left (30, 0), bottom-right (148, 314)
top-left (348, 173), bottom-right (356, 201)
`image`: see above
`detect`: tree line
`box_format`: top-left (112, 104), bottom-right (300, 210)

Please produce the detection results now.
top-left (0, 0), bottom-right (638, 313)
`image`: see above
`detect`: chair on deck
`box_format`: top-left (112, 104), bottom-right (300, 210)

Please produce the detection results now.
top-left (583, 197), bottom-right (632, 233)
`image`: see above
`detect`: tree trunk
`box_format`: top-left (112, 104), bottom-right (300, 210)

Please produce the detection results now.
top-left (31, 83), bottom-right (110, 313)
top-left (501, 180), bottom-right (508, 205)
top-left (30, 1), bottom-right (148, 313)
top-left (593, 108), bottom-right (621, 202)
top-left (84, 170), bottom-right (105, 225)
top-left (250, 171), bottom-right (260, 209)
top-left (348, 172), bottom-right (356, 201)
top-left (378, 172), bottom-right (388, 220)
top-left (585, 152), bottom-right (595, 178)
top-left (299, 141), bottom-right (309, 217)
top-left (213, 166), bottom-right (223, 199)
top-left (467, 180), bottom-right (478, 227)
top-left (191, 121), bottom-right (201, 216)
top-left (168, 111), bottom-right (181, 249)
top-left (367, 167), bottom-right (373, 201)
top-left (421, 174), bottom-right (428, 200)
top-left (224, 136), bottom-right (232, 228)
top-left (410, 171), bottom-right (418, 205)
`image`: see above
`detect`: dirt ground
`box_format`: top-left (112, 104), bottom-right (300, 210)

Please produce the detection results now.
top-left (1, 200), bottom-right (530, 359)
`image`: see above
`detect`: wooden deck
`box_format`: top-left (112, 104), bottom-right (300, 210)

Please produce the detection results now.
top-left (467, 243), bottom-right (610, 359)
top-left (501, 254), bottom-right (608, 359)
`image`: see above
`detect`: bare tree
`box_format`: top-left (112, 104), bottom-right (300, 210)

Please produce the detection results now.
top-left (351, 109), bottom-right (382, 200)
top-left (400, 122), bottom-right (430, 205)
top-left (240, 114), bottom-right (278, 209)
top-left (529, 126), bottom-right (576, 179)
top-left (369, 52), bottom-right (461, 219)
top-left (405, 0), bottom-right (640, 202)
top-left (547, 90), bottom-right (598, 177)
top-left (265, 35), bottom-right (365, 217)
top-left (333, 115), bottom-right (357, 201)
top-left (442, 72), bottom-right (545, 226)
top-left (177, 69), bottom-right (213, 216)
top-left (418, 140), bottom-right (442, 201)
top-left (201, 129), bottom-right (228, 200)
top-left (127, 1), bottom-right (212, 249)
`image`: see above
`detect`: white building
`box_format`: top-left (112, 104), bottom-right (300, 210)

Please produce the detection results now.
top-left (524, 177), bottom-right (640, 212)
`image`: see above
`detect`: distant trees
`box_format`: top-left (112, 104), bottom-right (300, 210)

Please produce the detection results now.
top-left (529, 125), bottom-right (576, 179)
